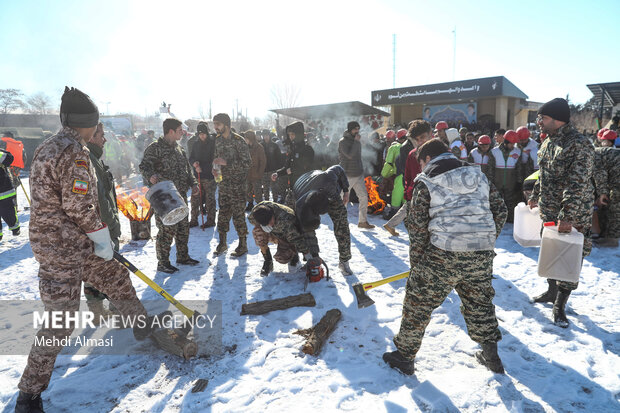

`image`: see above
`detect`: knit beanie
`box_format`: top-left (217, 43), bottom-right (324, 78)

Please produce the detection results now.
top-left (538, 98), bottom-right (570, 123)
top-left (60, 87), bottom-right (99, 128)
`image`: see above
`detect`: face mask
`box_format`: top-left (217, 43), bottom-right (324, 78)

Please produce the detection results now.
top-left (261, 225), bottom-right (273, 233)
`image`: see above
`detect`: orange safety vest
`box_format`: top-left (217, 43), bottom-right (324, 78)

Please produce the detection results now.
top-left (1, 137), bottom-right (25, 168)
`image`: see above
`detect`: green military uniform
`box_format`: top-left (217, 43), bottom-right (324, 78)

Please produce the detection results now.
top-left (395, 156), bottom-right (507, 362)
top-left (593, 147), bottom-right (620, 240)
top-left (215, 132), bottom-right (251, 236)
top-left (249, 201), bottom-right (319, 263)
top-left (84, 142), bottom-right (122, 307)
top-left (530, 123), bottom-right (595, 291)
top-left (139, 137), bottom-right (197, 265)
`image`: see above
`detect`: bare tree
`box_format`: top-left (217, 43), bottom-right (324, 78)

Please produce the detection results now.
top-left (0, 89), bottom-right (24, 114)
top-left (270, 83), bottom-right (302, 131)
top-left (26, 92), bottom-right (54, 115)
top-left (270, 83), bottom-right (302, 110)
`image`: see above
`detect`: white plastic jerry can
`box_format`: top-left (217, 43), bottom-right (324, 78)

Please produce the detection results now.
top-left (537, 222), bottom-right (584, 283)
top-left (513, 202), bottom-right (543, 247)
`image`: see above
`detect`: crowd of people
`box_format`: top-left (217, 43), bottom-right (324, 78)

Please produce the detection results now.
top-left (6, 86), bottom-right (620, 412)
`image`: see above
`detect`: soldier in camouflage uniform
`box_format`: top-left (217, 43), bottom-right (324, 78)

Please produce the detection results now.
top-left (16, 88), bottom-right (167, 413)
top-left (593, 130), bottom-right (620, 247)
top-left (292, 165), bottom-right (352, 275)
top-left (249, 201), bottom-right (321, 276)
top-left (529, 98), bottom-right (595, 328)
top-left (83, 122), bottom-right (121, 323)
top-left (140, 118), bottom-right (199, 273)
top-left (384, 139), bottom-right (507, 376)
top-left (211, 113), bottom-right (251, 257)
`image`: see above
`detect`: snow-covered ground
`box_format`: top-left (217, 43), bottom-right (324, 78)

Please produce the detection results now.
top-left (1, 178), bottom-right (619, 412)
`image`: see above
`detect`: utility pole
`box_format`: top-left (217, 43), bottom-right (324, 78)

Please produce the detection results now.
top-left (452, 27), bottom-right (456, 81)
top-left (392, 34), bottom-right (396, 88)
top-left (209, 99), bottom-right (212, 119)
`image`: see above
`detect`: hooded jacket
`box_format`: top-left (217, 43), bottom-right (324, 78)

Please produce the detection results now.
top-left (188, 133), bottom-right (216, 181)
top-left (276, 122), bottom-right (315, 186)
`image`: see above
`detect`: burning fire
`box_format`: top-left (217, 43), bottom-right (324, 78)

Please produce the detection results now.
top-left (116, 186), bottom-right (153, 221)
top-left (365, 177), bottom-right (386, 214)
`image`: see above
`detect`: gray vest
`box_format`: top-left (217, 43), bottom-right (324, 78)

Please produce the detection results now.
top-left (415, 157), bottom-right (496, 251)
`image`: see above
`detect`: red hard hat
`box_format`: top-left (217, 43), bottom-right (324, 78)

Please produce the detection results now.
top-left (385, 130), bottom-right (396, 140)
top-left (597, 128), bottom-right (610, 138)
top-left (477, 135), bottom-right (491, 145)
top-left (396, 128), bottom-right (408, 139)
top-left (516, 126), bottom-right (530, 141)
top-left (504, 130), bottom-right (519, 144)
top-left (435, 121), bottom-right (448, 130)
top-left (601, 130), bottom-right (618, 140)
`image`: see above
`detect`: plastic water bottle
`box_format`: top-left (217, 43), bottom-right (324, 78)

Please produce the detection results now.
top-left (513, 202), bottom-right (543, 247)
top-left (213, 163), bottom-right (223, 183)
top-left (537, 222), bottom-right (584, 283)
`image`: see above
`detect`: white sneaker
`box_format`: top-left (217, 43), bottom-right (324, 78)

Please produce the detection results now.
top-left (338, 260), bottom-right (353, 275)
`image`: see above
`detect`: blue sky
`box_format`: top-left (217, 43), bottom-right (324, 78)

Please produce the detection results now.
top-left (1, 0), bottom-right (618, 120)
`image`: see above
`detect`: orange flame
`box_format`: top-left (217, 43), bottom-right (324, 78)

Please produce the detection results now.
top-left (116, 186), bottom-right (153, 221)
top-left (365, 176), bottom-right (386, 214)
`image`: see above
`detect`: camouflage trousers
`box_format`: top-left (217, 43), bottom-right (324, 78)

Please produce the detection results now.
top-left (0, 196), bottom-right (19, 236)
top-left (155, 212), bottom-right (190, 263)
top-left (19, 255), bottom-right (147, 394)
top-left (84, 238), bottom-right (120, 304)
top-left (247, 179), bottom-right (263, 204)
top-left (252, 225), bottom-right (297, 263)
top-left (327, 197), bottom-right (351, 262)
top-left (190, 178), bottom-right (217, 224)
top-left (261, 172), bottom-right (280, 201)
top-left (217, 182), bottom-right (248, 236)
top-left (394, 245), bottom-right (501, 360)
top-left (598, 188), bottom-right (620, 238)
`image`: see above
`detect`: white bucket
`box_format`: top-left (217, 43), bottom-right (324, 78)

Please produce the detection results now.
top-left (537, 223), bottom-right (584, 283)
top-left (145, 181), bottom-right (189, 226)
top-left (513, 202), bottom-right (543, 247)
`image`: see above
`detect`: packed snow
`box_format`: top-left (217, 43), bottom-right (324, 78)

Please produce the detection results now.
top-left (1, 177), bottom-right (619, 412)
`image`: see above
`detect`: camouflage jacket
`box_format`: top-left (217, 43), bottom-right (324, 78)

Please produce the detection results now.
top-left (530, 123), bottom-right (594, 229)
top-left (29, 127), bottom-right (104, 267)
top-left (214, 132), bottom-right (251, 186)
top-left (593, 147), bottom-right (620, 196)
top-left (408, 157), bottom-right (507, 267)
top-left (139, 137), bottom-right (197, 194)
top-left (87, 142), bottom-right (121, 247)
top-left (249, 201), bottom-right (319, 256)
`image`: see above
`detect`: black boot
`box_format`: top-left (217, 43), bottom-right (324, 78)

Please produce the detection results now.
top-left (157, 261), bottom-right (179, 274)
top-left (475, 341), bottom-right (505, 374)
top-left (261, 250), bottom-right (273, 277)
top-left (133, 310), bottom-right (174, 341)
top-left (532, 279), bottom-right (558, 304)
top-left (382, 350), bottom-right (415, 375)
top-left (553, 288), bottom-right (571, 328)
top-left (15, 391), bottom-right (44, 413)
top-left (177, 256), bottom-right (199, 266)
top-left (245, 201), bottom-right (253, 212)
top-left (12, 228), bottom-right (20, 236)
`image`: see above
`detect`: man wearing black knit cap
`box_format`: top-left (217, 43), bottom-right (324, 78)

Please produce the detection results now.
top-left (16, 87), bottom-right (175, 412)
top-left (528, 97), bottom-right (595, 328)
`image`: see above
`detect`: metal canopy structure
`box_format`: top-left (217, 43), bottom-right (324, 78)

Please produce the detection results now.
top-left (270, 101), bottom-right (390, 121)
top-left (587, 82), bottom-right (620, 108)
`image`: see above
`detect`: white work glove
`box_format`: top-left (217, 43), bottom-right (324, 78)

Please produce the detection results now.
top-left (86, 224), bottom-right (114, 261)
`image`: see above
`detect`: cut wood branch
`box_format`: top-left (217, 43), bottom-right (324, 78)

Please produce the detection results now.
top-left (295, 308), bottom-right (342, 355)
top-left (240, 293), bottom-right (316, 316)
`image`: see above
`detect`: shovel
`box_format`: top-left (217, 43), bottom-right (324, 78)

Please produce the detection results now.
top-left (352, 271), bottom-right (409, 309)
